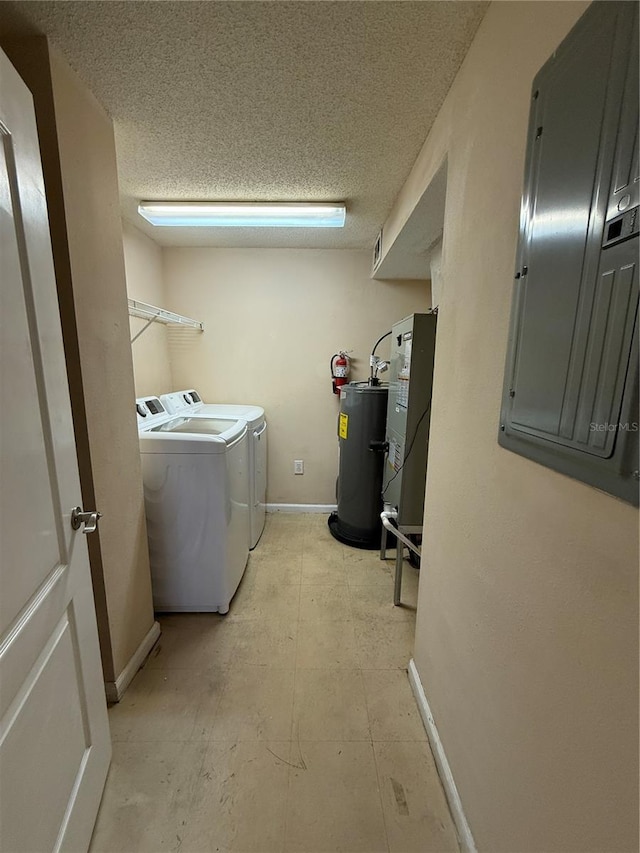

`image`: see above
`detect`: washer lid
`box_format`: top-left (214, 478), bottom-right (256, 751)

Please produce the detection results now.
top-left (159, 390), bottom-right (265, 428)
top-left (139, 416), bottom-right (248, 454)
top-left (148, 416), bottom-right (247, 442)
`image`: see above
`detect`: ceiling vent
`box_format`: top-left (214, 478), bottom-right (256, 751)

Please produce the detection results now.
top-left (372, 229), bottom-right (383, 273)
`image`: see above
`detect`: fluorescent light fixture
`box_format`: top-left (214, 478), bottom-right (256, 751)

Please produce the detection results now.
top-left (137, 201), bottom-right (346, 228)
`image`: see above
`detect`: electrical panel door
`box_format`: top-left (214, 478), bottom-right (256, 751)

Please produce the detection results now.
top-left (500, 1), bottom-right (639, 504)
top-left (383, 313), bottom-right (437, 525)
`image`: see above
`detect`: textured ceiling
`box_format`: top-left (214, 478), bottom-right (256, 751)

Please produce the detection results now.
top-left (1, 1), bottom-right (487, 249)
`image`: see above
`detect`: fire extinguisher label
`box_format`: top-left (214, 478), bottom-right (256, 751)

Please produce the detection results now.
top-left (339, 413), bottom-right (349, 439)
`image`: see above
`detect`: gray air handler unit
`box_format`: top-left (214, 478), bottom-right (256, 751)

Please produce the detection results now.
top-left (381, 313), bottom-right (438, 602)
top-left (328, 382), bottom-right (389, 548)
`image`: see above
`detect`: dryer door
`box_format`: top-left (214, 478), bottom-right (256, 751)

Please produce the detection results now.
top-left (251, 422), bottom-right (267, 548)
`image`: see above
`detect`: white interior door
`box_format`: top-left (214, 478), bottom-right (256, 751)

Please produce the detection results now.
top-left (0, 49), bottom-right (111, 852)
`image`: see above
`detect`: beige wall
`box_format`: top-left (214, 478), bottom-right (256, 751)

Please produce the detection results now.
top-left (380, 3), bottom-right (638, 851)
top-left (48, 51), bottom-right (155, 681)
top-left (0, 33), bottom-right (156, 686)
top-left (163, 248), bottom-right (429, 504)
top-left (123, 219), bottom-right (173, 397)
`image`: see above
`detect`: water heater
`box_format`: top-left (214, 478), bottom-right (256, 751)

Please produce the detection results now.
top-left (328, 382), bottom-right (389, 548)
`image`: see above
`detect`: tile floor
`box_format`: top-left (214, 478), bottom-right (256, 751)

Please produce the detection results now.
top-left (90, 512), bottom-right (458, 853)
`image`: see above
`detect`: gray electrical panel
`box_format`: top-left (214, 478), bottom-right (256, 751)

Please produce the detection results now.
top-left (499, 1), bottom-right (639, 505)
top-left (383, 313), bottom-right (437, 525)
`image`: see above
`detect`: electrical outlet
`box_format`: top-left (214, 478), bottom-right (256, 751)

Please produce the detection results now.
top-left (294, 459), bottom-right (304, 475)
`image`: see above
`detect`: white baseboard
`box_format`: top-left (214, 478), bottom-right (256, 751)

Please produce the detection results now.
top-left (408, 658), bottom-right (477, 853)
top-left (266, 503), bottom-right (337, 513)
top-left (104, 620), bottom-right (161, 703)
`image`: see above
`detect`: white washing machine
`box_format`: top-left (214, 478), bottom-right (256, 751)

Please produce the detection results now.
top-left (161, 389), bottom-right (267, 549)
top-left (136, 396), bottom-right (250, 614)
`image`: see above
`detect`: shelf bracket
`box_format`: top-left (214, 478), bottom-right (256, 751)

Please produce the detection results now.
top-left (130, 311), bottom-right (161, 343)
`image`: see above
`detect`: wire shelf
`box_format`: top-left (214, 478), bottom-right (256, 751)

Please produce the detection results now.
top-left (128, 299), bottom-right (204, 342)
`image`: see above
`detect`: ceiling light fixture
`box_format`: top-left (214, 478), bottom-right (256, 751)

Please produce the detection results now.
top-left (137, 201), bottom-right (346, 228)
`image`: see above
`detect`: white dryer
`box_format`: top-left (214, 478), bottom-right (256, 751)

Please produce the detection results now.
top-left (161, 390), bottom-right (267, 549)
top-left (136, 396), bottom-right (250, 614)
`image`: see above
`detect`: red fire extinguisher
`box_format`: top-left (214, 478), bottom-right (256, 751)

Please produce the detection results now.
top-left (331, 351), bottom-right (350, 395)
